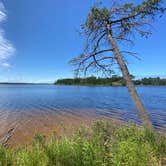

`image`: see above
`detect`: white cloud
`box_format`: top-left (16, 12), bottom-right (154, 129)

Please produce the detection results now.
top-left (1, 62), bottom-right (11, 68)
top-left (0, 2), bottom-right (6, 22)
top-left (0, 2), bottom-right (15, 68)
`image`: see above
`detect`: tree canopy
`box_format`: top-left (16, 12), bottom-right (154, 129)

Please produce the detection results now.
top-left (70, 0), bottom-right (165, 130)
top-left (70, 0), bottom-right (165, 76)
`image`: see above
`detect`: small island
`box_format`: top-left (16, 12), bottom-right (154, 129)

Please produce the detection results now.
top-left (55, 76), bottom-right (166, 86)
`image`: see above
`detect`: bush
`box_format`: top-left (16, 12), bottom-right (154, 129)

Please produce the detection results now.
top-left (0, 120), bottom-right (165, 165)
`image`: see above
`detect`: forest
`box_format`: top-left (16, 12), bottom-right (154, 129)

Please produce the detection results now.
top-left (55, 76), bottom-right (166, 86)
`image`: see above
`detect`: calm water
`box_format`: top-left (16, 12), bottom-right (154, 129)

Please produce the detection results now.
top-left (0, 85), bottom-right (165, 130)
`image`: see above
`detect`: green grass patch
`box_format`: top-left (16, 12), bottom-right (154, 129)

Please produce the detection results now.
top-left (0, 120), bottom-right (165, 166)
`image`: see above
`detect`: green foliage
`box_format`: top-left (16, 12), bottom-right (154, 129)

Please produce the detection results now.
top-left (0, 120), bottom-right (165, 165)
top-left (81, 0), bottom-right (165, 37)
top-left (0, 145), bottom-right (13, 166)
top-left (84, 6), bottom-right (109, 31)
top-left (135, 0), bottom-right (165, 17)
top-left (112, 140), bottom-right (152, 166)
top-left (55, 76), bottom-right (124, 86)
top-left (55, 76), bottom-right (166, 86)
top-left (16, 148), bottom-right (48, 166)
top-left (135, 77), bottom-right (166, 85)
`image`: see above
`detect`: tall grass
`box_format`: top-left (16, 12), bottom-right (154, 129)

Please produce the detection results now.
top-left (0, 120), bottom-right (165, 166)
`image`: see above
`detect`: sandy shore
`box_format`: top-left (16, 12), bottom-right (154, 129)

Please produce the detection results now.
top-left (0, 110), bottom-right (98, 147)
top-left (1, 109), bottom-right (164, 148)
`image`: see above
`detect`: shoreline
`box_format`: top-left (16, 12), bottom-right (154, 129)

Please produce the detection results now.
top-left (0, 83), bottom-right (166, 87)
top-left (0, 111), bottom-right (95, 147)
top-left (0, 111), bottom-right (126, 148)
top-left (0, 110), bottom-right (165, 148)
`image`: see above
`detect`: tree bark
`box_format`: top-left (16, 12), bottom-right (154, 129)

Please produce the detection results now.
top-left (106, 23), bottom-right (154, 130)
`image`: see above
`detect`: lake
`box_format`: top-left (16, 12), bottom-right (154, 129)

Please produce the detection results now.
top-left (0, 85), bottom-right (165, 130)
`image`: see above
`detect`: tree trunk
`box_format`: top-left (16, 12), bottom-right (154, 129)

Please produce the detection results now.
top-left (106, 23), bottom-right (154, 130)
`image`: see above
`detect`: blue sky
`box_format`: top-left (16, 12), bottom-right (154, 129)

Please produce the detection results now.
top-left (0, 0), bottom-right (166, 83)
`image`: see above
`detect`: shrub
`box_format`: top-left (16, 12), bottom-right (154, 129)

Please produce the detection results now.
top-left (0, 120), bottom-right (165, 166)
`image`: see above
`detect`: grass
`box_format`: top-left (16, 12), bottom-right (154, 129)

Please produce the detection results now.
top-left (0, 120), bottom-right (165, 166)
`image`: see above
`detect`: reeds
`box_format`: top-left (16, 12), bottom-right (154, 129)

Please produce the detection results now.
top-left (0, 120), bottom-right (165, 166)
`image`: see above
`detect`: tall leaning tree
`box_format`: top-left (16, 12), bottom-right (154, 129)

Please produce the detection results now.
top-left (70, 0), bottom-right (165, 130)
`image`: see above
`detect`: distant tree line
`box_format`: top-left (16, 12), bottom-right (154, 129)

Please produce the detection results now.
top-left (55, 76), bottom-right (123, 86)
top-left (134, 77), bottom-right (166, 86)
top-left (55, 76), bottom-right (166, 86)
